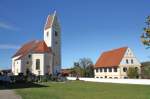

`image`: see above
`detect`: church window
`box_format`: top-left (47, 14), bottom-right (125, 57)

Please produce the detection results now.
top-left (47, 32), bottom-right (49, 37)
top-left (28, 54), bottom-right (31, 59)
top-left (36, 59), bottom-right (40, 70)
top-left (55, 31), bottom-right (58, 36)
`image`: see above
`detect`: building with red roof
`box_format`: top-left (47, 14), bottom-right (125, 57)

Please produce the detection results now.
top-left (12, 11), bottom-right (61, 75)
top-left (94, 47), bottom-right (141, 79)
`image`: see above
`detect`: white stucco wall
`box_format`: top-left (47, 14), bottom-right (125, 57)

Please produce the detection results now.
top-left (44, 28), bottom-right (52, 47)
top-left (12, 52), bottom-right (53, 76)
top-left (119, 48), bottom-right (141, 78)
top-left (94, 67), bottom-right (121, 78)
top-left (31, 53), bottom-right (45, 75)
top-left (67, 77), bottom-right (150, 85)
top-left (44, 53), bottom-right (53, 75)
top-left (12, 56), bottom-right (22, 75)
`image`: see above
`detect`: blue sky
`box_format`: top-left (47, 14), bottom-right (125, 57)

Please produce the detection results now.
top-left (0, 0), bottom-right (150, 69)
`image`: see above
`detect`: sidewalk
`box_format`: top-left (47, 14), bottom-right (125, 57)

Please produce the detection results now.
top-left (0, 90), bottom-right (22, 99)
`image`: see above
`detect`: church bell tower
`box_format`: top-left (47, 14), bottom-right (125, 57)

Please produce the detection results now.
top-left (44, 11), bottom-right (61, 74)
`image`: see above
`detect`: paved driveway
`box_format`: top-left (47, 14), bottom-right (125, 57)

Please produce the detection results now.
top-left (0, 90), bottom-right (22, 99)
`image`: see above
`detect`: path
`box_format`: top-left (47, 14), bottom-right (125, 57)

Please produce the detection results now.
top-left (0, 90), bottom-right (22, 99)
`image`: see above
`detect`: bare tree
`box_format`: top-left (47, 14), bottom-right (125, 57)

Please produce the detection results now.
top-left (72, 58), bottom-right (94, 77)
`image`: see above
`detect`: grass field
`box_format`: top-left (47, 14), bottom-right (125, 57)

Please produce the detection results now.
top-left (15, 81), bottom-right (150, 99)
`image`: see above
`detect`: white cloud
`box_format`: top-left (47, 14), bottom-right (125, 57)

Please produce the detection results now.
top-left (0, 22), bottom-right (19, 31)
top-left (0, 44), bottom-right (20, 49)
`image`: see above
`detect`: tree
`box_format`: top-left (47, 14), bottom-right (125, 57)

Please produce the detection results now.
top-left (142, 66), bottom-right (150, 79)
top-left (127, 67), bottom-right (139, 78)
top-left (86, 65), bottom-right (94, 77)
top-left (79, 58), bottom-right (94, 77)
top-left (140, 16), bottom-right (150, 78)
top-left (141, 16), bottom-right (150, 48)
top-left (141, 62), bottom-right (150, 79)
top-left (72, 58), bottom-right (94, 77)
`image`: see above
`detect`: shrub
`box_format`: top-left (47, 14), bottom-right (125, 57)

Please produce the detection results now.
top-left (127, 67), bottom-right (139, 78)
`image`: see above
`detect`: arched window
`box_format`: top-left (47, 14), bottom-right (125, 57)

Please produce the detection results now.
top-left (36, 59), bottom-right (40, 70)
top-left (47, 32), bottom-right (49, 37)
top-left (123, 67), bottom-right (127, 72)
top-left (28, 54), bottom-right (31, 59)
top-left (126, 59), bottom-right (129, 64)
top-left (55, 31), bottom-right (58, 36)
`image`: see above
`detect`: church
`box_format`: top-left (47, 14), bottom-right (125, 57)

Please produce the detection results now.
top-left (11, 11), bottom-right (61, 75)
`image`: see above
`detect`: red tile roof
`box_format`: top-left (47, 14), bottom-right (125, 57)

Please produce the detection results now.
top-left (33, 41), bottom-right (51, 53)
top-left (61, 69), bottom-right (71, 74)
top-left (12, 40), bottom-right (51, 60)
top-left (12, 40), bottom-right (37, 58)
top-left (44, 15), bottom-right (54, 30)
top-left (95, 47), bottom-right (128, 68)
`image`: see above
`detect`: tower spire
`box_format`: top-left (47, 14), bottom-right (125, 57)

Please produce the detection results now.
top-left (44, 11), bottom-right (56, 30)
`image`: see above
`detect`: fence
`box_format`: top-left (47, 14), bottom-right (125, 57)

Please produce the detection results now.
top-left (67, 77), bottom-right (150, 85)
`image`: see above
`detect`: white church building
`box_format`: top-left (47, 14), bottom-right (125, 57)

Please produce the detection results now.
top-left (12, 11), bottom-right (61, 75)
top-left (94, 47), bottom-right (141, 79)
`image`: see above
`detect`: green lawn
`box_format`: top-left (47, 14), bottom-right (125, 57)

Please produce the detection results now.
top-left (15, 81), bottom-right (150, 99)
